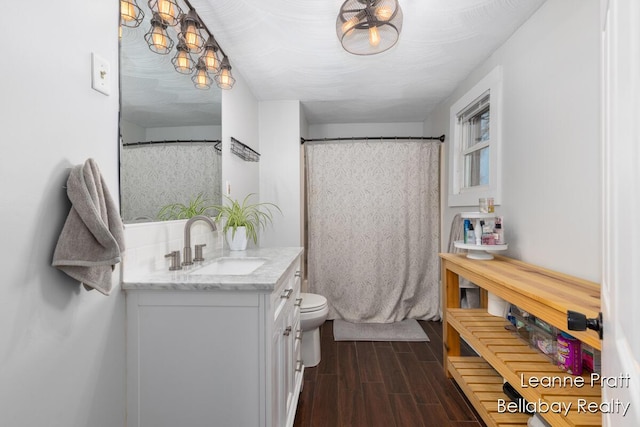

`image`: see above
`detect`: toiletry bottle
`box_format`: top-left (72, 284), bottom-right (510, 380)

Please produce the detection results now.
top-left (474, 219), bottom-right (482, 245)
top-left (463, 219), bottom-right (471, 243)
top-left (466, 222), bottom-right (474, 244)
top-left (495, 222), bottom-right (503, 244)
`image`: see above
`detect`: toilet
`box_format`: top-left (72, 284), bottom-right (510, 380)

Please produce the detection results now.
top-left (299, 293), bottom-right (329, 367)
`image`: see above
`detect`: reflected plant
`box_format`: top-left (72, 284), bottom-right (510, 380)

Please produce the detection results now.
top-left (157, 193), bottom-right (217, 221)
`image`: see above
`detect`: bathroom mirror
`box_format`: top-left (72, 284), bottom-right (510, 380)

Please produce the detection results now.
top-left (118, 0), bottom-right (222, 224)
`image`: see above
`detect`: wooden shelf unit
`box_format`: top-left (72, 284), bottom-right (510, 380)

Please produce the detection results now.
top-left (441, 254), bottom-right (602, 427)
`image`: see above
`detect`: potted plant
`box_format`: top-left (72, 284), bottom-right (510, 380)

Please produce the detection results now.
top-left (211, 193), bottom-right (281, 250)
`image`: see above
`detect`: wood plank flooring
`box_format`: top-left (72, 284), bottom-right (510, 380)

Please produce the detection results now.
top-left (293, 320), bottom-right (486, 427)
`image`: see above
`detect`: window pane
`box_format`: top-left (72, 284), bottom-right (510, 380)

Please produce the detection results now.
top-left (465, 107), bottom-right (490, 149)
top-left (464, 146), bottom-right (490, 187)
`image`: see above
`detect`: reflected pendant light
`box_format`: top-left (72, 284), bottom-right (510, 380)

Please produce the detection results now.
top-left (202, 36), bottom-right (221, 73)
top-left (179, 9), bottom-right (206, 54)
top-left (121, 0), bottom-right (144, 28)
top-left (172, 40), bottom-right (195, 74)
top-left (214, 56), bottom-right (236, 90)
top-left (192, 57), bottom-right (213, 89)
top-left (147, 0), bottom-right (182, 27)
top-left (336, 0), bottom-right (403, 55)
top-left (144, 12), bottom-right (175, 54)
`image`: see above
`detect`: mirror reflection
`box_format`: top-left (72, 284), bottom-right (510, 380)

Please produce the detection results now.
top-left (119, 0), bottom-right (222, 224)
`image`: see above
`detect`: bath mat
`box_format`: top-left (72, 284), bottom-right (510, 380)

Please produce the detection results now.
top-left (333, 319), bottom-right (429, 342)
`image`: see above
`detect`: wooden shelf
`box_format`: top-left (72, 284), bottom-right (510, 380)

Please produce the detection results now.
top-left (447, 309), bottom-right (601, 427)
top-left (448, 356), bottom-right (529, 427)
top-left (441, 254), bottom-right (602, 427)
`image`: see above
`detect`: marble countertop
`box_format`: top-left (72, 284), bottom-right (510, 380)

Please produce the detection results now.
top-left (122, 246), bottom-right (303, 292)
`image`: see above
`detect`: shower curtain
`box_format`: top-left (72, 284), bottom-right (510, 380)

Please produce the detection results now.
top-left (305, 140), bottom-right (441, 322)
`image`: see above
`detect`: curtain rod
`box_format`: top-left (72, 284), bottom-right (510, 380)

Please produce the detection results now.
top-left (300, 135), bottom-right (445, 145)
top-left (122, 139), bottom-right (221, 147)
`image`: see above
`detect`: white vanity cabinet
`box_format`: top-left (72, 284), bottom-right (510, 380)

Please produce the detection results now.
top-left (270, 268), bottom-right (303, 427)
top-left (124, 248), bottom-right (303, 427)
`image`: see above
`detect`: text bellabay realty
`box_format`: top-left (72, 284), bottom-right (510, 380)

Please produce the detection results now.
top-left (497, 372), bottom-right (632, 417)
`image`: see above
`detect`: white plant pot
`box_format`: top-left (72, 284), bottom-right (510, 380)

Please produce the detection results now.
top-left (226, 226), bottom-right (248, 251)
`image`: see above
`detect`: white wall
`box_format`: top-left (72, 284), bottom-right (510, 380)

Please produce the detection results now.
top-left (259, 101), bottom-right (303, 247)
top-left (308, 122), bottom-right (424, 139)
top-left (221, 71), bottom-right (261, 207)
top-left (145, 125), bottom-right (221, 141)
top-left (0, 1), bottom-right (124, 426)
top-left (426, 0), bottom-right (601, 281)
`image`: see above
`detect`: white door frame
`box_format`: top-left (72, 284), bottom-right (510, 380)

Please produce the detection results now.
top-left (601, 0), bottom-right (640, 425)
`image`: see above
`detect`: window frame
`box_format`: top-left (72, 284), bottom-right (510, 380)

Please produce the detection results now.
top-left (448, 66), bottom-right (503, 207)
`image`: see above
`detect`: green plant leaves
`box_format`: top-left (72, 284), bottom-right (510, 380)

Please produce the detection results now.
top-left (209, 193), bottom-right (281, 244)
top-left (156, 193), bottom-right (218, 221)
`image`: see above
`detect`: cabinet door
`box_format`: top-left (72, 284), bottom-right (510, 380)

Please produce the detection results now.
top-left (271, 312), bottom-right (286, 427)
top-left (129, 292), bottom-right (261, 427)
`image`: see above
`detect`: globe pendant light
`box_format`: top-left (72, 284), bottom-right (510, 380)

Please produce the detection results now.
top-left (147, 0), bottom-right (182, 27)
top-left (144, 12), bottom-right (175, 54)
top-left (121, 0), bottom-right (144, 28)
top-left (172, 40), bottom-right (195, 74)
top-left (336, 0), bottom-right (403, 55)
top-left (214, 56), bottom-right (236, 90)
top-left (192, 58), bottom-right (213, 89)
top-left (178, 9), bottom-right (206, 54)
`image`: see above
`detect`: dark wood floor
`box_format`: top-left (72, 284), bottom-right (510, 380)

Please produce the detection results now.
top-left (293, 320), bottom-right (485, 427)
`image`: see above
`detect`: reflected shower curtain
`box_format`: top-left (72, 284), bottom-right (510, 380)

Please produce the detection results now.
top-left (306, 140), bottom-right (441, 322)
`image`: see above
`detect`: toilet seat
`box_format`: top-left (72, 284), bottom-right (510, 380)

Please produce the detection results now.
top-left (300, 293), bottom-right (327, 313)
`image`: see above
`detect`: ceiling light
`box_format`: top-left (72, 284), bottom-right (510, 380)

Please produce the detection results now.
top-left (202, 36), bottom-right (221, 73)
top-left (121, 0), bottom-right (144, 28)
top-left (172, 40), bottom-right (195, 74)
top-left (214, 56), bottom-right (236, 90)
top-left (179, 9), bottom-right (205, 53)
top-left (145, 12), bottom-right (175, 54)
top-left (147, 0), bottom-right (182, 27)
top-left (192, 58), bottom-right (213, 89)
top-left (336, 0), bottom-right (403, 55)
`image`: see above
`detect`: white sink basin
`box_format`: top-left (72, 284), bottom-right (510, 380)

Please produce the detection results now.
top-left (190, 257), bottom-right (268, 276)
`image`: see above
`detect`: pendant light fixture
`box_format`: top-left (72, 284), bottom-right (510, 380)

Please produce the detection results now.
top-left (214, 56), bottom-right (236, 90)
top-left (192, 57), bottom-right (213, 89)
top-left (178, 9), bottom-right (205, 54)
top-left (172, 40), bottom-right (195, 74)
top-left (121, 0), bottom-right (144, 28)
top-left (147, 0), bottom-right (182, 27)
top-left (144, 12), bottom-right (175, 54)
top-left (125, 0), bottom-right (234, 91)
top-left (336, 0), bottom-right (403, 55)
top-left (201, 36), bottom-right (221, 73)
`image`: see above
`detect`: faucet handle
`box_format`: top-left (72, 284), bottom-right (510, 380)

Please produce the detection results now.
top-left (194, 244), bottom-right (206, 262)
top-left (165, 251), bottom-right (182, 271)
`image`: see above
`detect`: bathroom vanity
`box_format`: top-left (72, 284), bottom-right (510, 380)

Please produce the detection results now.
top-left (123, 247), bottom-right (304, 427)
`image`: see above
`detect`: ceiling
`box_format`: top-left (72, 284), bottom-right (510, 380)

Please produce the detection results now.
top-left (121, 0), bottom-right (547, 127)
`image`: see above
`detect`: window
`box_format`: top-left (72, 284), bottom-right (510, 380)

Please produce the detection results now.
top-left (448, 66), bottom-right (502, 207)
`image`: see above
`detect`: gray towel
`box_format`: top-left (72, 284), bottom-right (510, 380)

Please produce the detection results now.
top-left (52, 158), bottom-right (125, 295)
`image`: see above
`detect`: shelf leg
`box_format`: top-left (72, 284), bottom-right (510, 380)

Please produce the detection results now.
top-left (442, 263), bottom-right (461, 378)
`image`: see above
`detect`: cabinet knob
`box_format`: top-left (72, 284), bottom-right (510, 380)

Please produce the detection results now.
top-left (281, 288), bottom-right (293, 299)
top-left (283, 326), bottom-right (292, 336)
top-left (295, 270), bottom-right (301, 277)
top-left (294, 298), bottom-right (303, 307)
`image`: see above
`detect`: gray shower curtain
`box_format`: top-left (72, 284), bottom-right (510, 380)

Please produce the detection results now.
top-left (305, 140), bottom-right (441, 322)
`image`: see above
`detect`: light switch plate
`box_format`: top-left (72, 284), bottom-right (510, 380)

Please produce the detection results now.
top-left (91, 53), bottom-right (110, 96)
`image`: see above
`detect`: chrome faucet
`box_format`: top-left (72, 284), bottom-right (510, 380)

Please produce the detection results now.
top-left (182, 215), bottom-right (217, 266)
